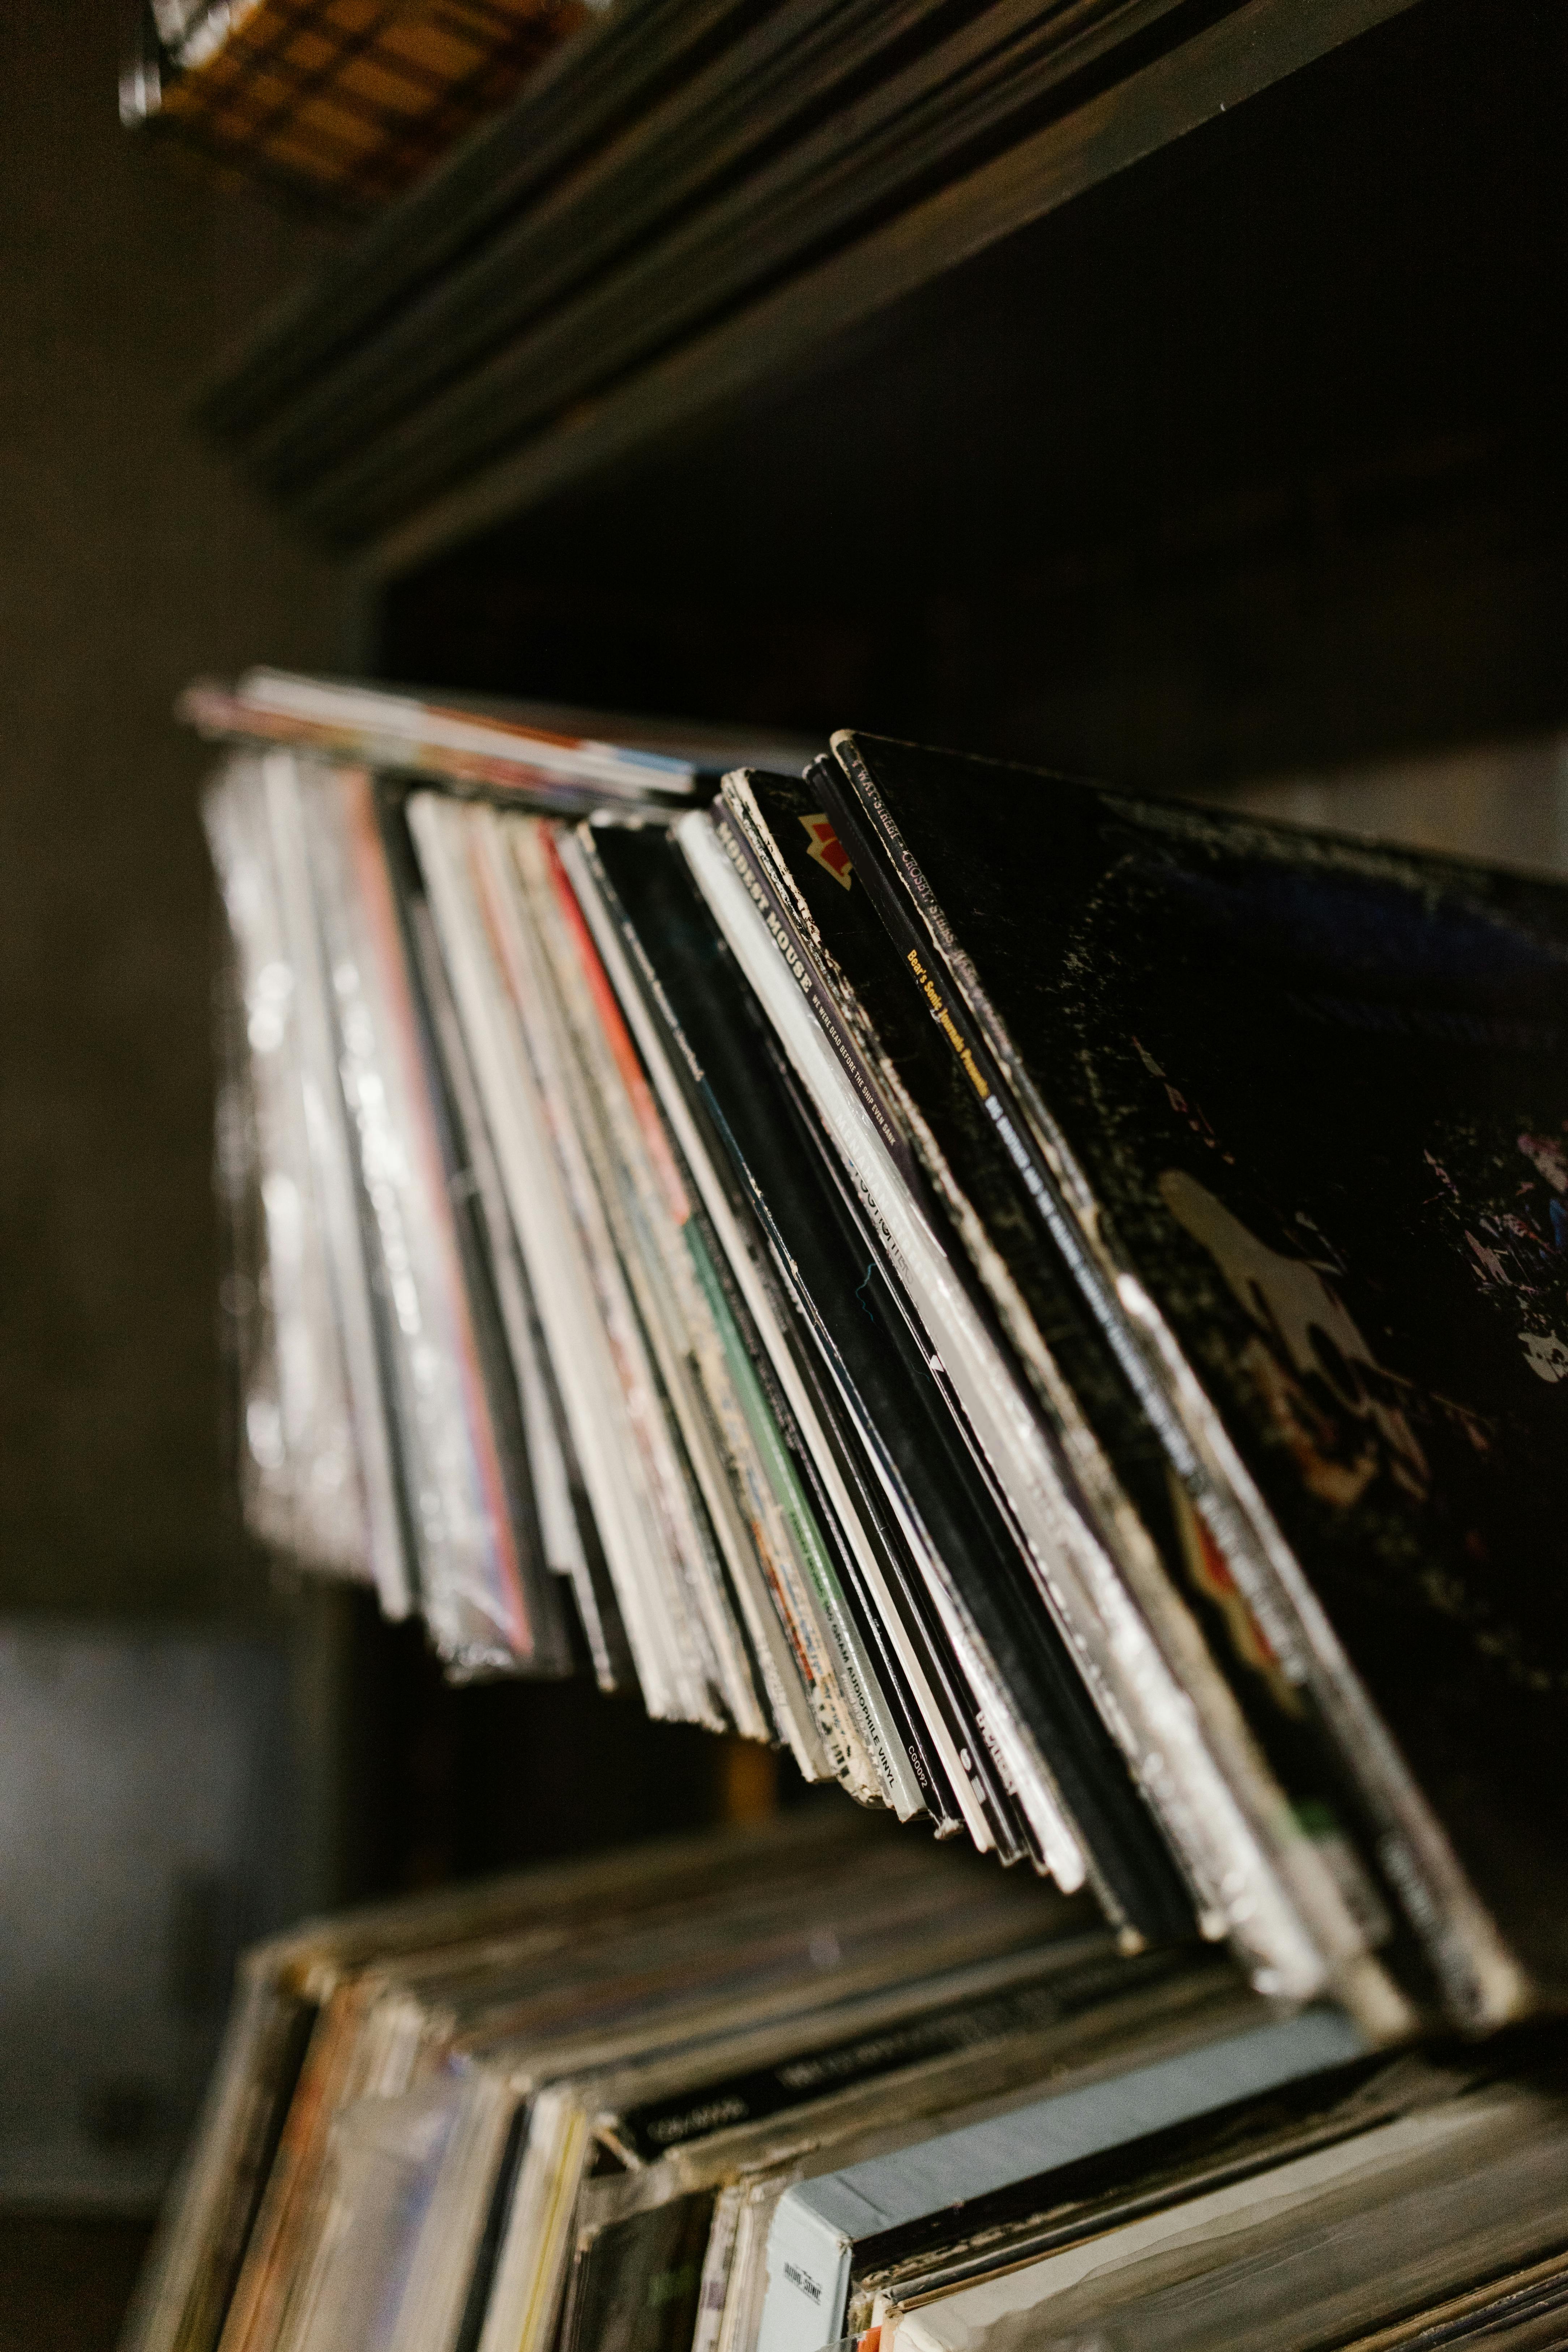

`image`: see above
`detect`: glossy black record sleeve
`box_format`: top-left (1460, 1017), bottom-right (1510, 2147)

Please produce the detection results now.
top-left (700, 779), bottom-right (1380, 2010)
top-left (822, 729), bottom-right (1568, 2026)
top-left (751, 762), bottom-right (1410, 1992)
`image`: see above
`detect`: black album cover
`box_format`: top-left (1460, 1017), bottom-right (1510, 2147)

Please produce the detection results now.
top-left (820, 731), bottom-right (1568, 2006)
top-left (751, 761), bottom-right (1409, 1997)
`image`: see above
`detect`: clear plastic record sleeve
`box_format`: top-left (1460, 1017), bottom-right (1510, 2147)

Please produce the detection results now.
top-left (206, 748), bottom-right (412, 1613)
top-left (281, 2078), bottom-right (470, 2352)
top-left (300, 762), bottom-right (569, 1674)
top-left (205, 754), bottom-right (370, 1582)
top-left (407, 788), bottom-right (705, 1722)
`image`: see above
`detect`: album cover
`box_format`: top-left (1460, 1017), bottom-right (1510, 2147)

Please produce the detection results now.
top-left (557, 1939), bottom-right (1227, 2352)
top-left (885, 2048), bottom-right (1568, 2352)
top-left (687, 785), bottom-right (1366, 2012)
top-left (820, 731), bottom-right (1568, 2028)
top-left (755, 1997), bottom-right (1364, 2352)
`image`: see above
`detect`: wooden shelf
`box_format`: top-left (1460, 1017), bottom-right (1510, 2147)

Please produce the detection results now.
top-left (201, 0), bottom-right (1568, 791)
top-left (202, 0), bottom-right (1419, 566)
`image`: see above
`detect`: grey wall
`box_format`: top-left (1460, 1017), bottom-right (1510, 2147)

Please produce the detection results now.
top-left (0, 4), bottom-right (358, 1617)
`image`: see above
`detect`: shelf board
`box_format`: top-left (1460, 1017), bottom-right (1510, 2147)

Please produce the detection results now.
top-left (377, 0), bottom-right (1568, 787)
top-left (200, 0), bottom-right (1420, 575)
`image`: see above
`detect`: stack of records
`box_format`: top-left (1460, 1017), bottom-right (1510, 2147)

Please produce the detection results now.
top-left (193, 670), bottom-right (1568, 2038)
top-left (124, 1810), bottom-right (1325, 2352)
top-left (120, 1815), bottom-right (1568, 2352)
top-left (774, 2020), bottom-right (1568, 2352)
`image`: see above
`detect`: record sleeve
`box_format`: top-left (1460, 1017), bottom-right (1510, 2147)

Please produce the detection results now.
top-left (886, 2065), bottom-right (1568, 2352)
top-left (755, 2002), bottom-right (1368, 2352)
top-left (301, 763), bottom-right (567, 1672)
top-left (204, 753), bottom-right (371, 1582)
top-left (729, 768), bottom-right (1416, 2007)
top-left (565, 818), bottom-right (991, 1834)
top-left (244, 749), bottom-right (413, 1616)
top-left (819, 730), bottom-right (1568, 2028)
top-left (681, 793), bottom-right (1361, 2013)
top-left (743, 760), bottom-right (1408, 1967)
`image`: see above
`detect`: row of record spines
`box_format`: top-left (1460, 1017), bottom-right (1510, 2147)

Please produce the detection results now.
top-left (282, 754), bottom-right (1381, 1984)
top-left (224, 746), bottom-right (1456, 2014)
top-left (655, 800), bottom-right (1208, 1932)
top-left (672, 762), bottom-right (1498, 2036)
top-left (414, 787), bottom-right (985, 1815)
top-left (707, 764), bottom-right (1418, 2023)
top-left (240, 757), bottom-right (1119, 1918)
top-left (219, 745), bottom-right (1376, 2001)
top-left (568, 821), bottom-right (1062, 1873)
top-left (393, 775), bottom-right (1225, 1957)
top-left (200, 0), bottom-right (757, 442)
top-left (795, 740), bottom-right (1518, 2037)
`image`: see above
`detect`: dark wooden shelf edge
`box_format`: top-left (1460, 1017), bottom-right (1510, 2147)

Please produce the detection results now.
top-left (361, 0), bottom-right (1422, 584)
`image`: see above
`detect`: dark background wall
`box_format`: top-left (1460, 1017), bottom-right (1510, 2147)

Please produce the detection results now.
top-left (0, 14), bottom-right (757, 2178)
top-left (0, 1), bottom-right (355, 1620)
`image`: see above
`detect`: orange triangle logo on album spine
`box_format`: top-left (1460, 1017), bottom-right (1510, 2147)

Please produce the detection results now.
top-left (799, 812), bottom-right (853, 890)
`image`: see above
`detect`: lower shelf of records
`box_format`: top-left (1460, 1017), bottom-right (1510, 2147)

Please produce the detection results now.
top-left (201, 671), bottom-right (1568, 2054)
top-left (125, 1812), bottom-right (1568, 2352)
